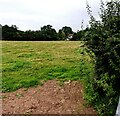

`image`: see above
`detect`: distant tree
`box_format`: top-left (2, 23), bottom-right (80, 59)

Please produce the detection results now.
top-left (72, 27), bottom-right (89, 41)
top-left (72, 31), bottom-right (83, 41)
top-left (58, 29), bottom-right (66, 40)
top-left (40, 25), bottom-right (58, 41)
top-left (23, 30), bottom-right (36, 41)
top-left (61, 26), bottom-right (73, 38)
top-left (2, 25), bottom-right (19, 40)
top-left (2, 24), bottom-right (59, 41)
top-left (0, 24), bottom-right (2, 40)
top-left (2, 24), bottom-right (78, 41)
top-left (33, 30), bottom-right (43, 41)
top-left (11, 25), bottom-right (18, 30)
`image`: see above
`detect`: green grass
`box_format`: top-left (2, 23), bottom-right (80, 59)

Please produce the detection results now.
top-left (2, 41), bottom-right (94, 92)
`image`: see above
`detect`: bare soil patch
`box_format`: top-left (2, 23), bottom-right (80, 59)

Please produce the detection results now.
top-left (2, 80), bottom-right (97, 114)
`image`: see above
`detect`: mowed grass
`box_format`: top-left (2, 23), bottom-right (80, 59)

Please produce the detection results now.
top-left (2, 41), bottom-right (94, 92)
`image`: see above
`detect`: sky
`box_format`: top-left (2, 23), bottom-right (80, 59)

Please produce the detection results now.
top-left (0, 0), bottom-right (111, 32)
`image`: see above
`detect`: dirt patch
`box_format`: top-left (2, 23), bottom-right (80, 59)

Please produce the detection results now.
top-left (2, 80), bottom-right (97, 114)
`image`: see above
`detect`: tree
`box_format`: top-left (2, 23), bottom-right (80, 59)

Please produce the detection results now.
top-left (11, 25), bottom-right (18, 30)
top-left (58, 29), bottom-right (66, 40)
top-left (2, 24), bottom-right (59, 41)
top-left (84, 0), bottom-right (120, 115)
top-left (40, 25), bottom-right (58, 41)
top-left (2, 25), bottom-right (19, 40)
top-left (72, 28), bottom-right (89, 41)
top-left (23, 30), bottom-right (36, 41)
top-left (0, 24), bottom-right (2, 40)
top-left (61, 26), bottom-right (73, 38)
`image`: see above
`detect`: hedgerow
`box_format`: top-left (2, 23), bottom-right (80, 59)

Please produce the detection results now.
top-left (84, 0), bottom-right (120, 115)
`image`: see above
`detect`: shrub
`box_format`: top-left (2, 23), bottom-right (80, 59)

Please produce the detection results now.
top-left (84, 0), bottom-right (120, 115)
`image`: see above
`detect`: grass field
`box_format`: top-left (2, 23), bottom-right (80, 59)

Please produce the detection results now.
top-left (2, 41), bottom-right (94, 92)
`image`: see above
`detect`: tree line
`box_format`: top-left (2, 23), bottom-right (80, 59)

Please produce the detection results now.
top-left (1, 24), bottom-right (88, 41)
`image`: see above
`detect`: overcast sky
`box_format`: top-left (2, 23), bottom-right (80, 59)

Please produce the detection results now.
top-left (0, 0), bottom-right (110, 32)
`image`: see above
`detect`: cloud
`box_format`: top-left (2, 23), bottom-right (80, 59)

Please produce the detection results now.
top-left (0, 0), bottom-right (111, 32)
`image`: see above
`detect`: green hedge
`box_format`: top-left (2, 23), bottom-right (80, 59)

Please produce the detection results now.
top-left (84, 1), bottom-right (120, 115)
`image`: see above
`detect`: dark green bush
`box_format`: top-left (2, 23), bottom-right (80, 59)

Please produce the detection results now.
top-left (84, 1), bottom-right (120, 115)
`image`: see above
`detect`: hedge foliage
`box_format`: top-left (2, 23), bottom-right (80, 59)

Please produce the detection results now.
top-left (84, 0), bottom-right (120, 115)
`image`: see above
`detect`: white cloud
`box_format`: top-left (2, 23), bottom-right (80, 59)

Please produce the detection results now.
top-left (0, 0), bottom-right (111, 32)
